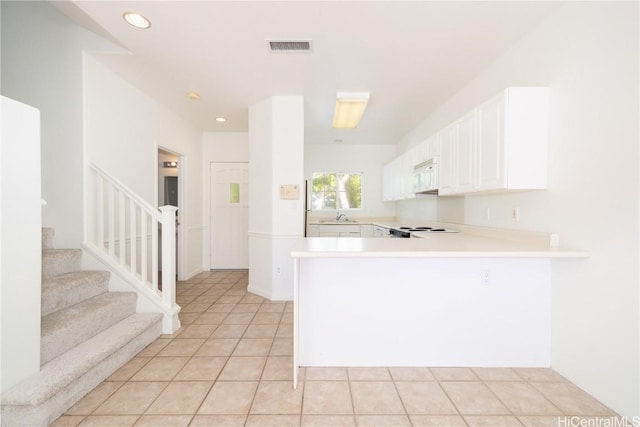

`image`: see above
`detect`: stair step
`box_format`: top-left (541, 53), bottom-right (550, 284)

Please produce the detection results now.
top-left (42, 271), bottom-right (110, 316)
top-left (41, 227), bottom-right (55, 250)
top-left (1, 313), bottom-right (162, 427)
top-left (41, 292), bottom-right (137, 364)
top-left (42, 249), bottom-right (82, 280)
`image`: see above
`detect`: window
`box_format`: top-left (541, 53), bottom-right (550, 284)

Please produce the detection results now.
top-left (311, 172), bottom-right (362, 210)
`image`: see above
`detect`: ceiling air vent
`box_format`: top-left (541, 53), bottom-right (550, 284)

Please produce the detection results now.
top-left (267, 40), bottom-right (312, 53)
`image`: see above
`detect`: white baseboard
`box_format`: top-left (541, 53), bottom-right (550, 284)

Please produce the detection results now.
top-left (247, 284), bottom-right (271, 301)
top-left (185, 267), bottom-right (203, 281)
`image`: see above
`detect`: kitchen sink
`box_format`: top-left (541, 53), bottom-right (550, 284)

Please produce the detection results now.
top-left (318, 220), bottom-right (359, 224)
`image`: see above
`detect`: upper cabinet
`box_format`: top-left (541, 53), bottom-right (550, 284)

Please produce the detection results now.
top-left (383, 132), bottom-right (441, 202)
top-left (438, 124), bottom-right (456, 194)
top-left (383, 87), bottom-right (548, 200)
top-left (438, 112), bottom-right (477, 196)
top-left (438, 87), bottom-right (548, 196)
top-left (477, 88), bottom-right (548, 192)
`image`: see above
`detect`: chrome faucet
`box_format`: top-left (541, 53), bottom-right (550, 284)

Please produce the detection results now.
top-left (336, 212), bottom-right (346, 221)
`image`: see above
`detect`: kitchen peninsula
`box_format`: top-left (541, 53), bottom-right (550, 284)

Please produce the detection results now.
top-left (290, 224), bottom-right (588, 388)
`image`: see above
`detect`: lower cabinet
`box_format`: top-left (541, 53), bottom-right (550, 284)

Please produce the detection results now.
top-left (360, 225), bottom-right (374, 238)
top-left (306, 224), bottom-right (377, 237)
top-left (307, 224), bottom-right (361, 237)
top-left (373, 225), bottom-right (390, 238)
top-left (319, 224), bottom-right (361, 237)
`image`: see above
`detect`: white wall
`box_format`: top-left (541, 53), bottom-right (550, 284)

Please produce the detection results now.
top-left (248, 97), bottom-right (304, 300)
top-left (395, 197), bottom-right (438, 223)
top-left (396, 3), bottom-right (639, 417)
top-left (201, 132), bottom-right (249, 271)
top-left (305, 144), bottom-right (396, 219)
top-left (0, 97), bottom-right (41, 392)
top-left (84, 55), bottom-right (204, 280)
top-left (0, 1), bottom-right (119, 248)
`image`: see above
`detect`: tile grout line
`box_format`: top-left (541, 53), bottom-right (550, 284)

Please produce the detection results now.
top-left (346, 372), bottom-right (358, 427)
top-left (387, 367), bottom-right (414, 426)
top-left (430, 369), bottom-right (471, 427)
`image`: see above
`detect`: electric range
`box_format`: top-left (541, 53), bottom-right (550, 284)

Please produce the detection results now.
top-left (388, 226), bottom-right (459, 238)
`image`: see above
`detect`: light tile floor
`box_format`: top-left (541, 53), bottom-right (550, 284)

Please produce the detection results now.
top-left (53, 271), bottom-right (622, 427)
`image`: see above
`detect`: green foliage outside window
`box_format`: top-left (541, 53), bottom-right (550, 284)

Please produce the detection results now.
top-left (311, 172), bottom-right (362, 210)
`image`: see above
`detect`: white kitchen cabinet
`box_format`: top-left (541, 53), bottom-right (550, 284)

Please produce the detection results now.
top-left (382, 163), bottom-right (393, 202)
top-left (476, 88), bottom-right (548, 191)
top-left (439, 112), bottom-right (476, 195)
top-left (390, 158), bottom-right (403, 200)
top-left (383, 87), bottom-right (547, 198)
top-left (455, 112), bottom-right (476, 193)
top-left (382, 153), bottom-right (416, 201)
top-left (383, 134), bottom-right (441, 201)
top-left (477, 93), bottom-right (503, 190)
top-left (439, 87), bottom-right (548, 196)
top-left (317, 224), bottom-right (361, 237)
top-left (373, 225), bottom-right (390, 238)
top-left (438, 124), bottom-right (456, 194)
top-left (401, 150), bottom-right (417, 199)
top-left (424, 134), bottom-right (440, 160)
top-left (360, 224), bottom-right (374, 237)
top-left (413, 141), bottom-right (428, 165)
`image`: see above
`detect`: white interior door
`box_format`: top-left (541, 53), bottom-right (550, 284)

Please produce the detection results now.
top-left (210, 162), bottom-right (249, 269)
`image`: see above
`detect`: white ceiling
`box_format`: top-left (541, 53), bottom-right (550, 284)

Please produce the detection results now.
top-left (56, 1), bottom-right (562, 145)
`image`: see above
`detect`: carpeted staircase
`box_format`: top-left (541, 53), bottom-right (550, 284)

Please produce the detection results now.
top-left (1, 228), bottom-right (163, 427)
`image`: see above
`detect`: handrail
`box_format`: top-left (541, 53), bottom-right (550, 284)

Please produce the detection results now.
top-left (88, 161), bottom-right (161, 221)
top-left (84, 161), bottom-right (180, 333)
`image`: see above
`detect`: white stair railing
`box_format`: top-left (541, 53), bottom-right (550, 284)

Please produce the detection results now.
top-left (84, 161), bottom-right (180, 333)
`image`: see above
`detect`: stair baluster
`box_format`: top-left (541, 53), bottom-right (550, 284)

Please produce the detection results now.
top-left (84, 161), bottom-right (180, 334)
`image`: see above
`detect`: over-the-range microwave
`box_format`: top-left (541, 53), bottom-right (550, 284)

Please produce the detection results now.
top-left (413, 157), bottom-right (439, 194)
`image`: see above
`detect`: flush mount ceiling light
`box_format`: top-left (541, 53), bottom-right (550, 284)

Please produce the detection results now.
top-left (332, 92), bottom-right (370, 129)
top-left (215, 117), bottom-right (226, 123)
top-left (123, 12), bottom-right (151, 29)
top-left (187, 91), bottom-right (200, 100)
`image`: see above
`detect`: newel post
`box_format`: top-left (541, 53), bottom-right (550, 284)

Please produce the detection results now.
top-left (159, 205), bottom-right (180, 333)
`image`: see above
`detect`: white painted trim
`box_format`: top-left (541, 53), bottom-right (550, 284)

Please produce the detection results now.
top-left (248, 231), bottom-right (302, 239)
top-left (186, 267), bottom-right (204, 280)
top-left (82, 241), bottom-right (181, 318)
top-left (247, 284), bottom-right (271, 300)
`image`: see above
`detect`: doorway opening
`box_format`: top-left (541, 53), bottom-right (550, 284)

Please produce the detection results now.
top-left (157, 147), bottom-right (184, 280)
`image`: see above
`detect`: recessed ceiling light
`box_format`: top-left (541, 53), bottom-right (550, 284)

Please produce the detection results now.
top-left (187, 92), bottom-right (201, 100)
top-left (123, 12), bottom-right (151, 29)
top-left (215, 117), bottom-right (226, 123)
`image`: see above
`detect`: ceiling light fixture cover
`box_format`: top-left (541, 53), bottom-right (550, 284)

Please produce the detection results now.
top-left (123, 12), bottom-right (151, 29)
top-left (187, 92), bottom-right (201, 100)
top-left (332, 92), bottom-right (370, 129)
top-left (215, 117), bottom-right (226, 123)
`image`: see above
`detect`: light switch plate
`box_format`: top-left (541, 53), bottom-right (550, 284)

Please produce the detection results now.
top-left (280, 184), bottom-right (299, 200)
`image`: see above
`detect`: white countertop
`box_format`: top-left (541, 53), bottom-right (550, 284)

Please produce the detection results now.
top-left (291, 232), bottom-right (589, 259)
